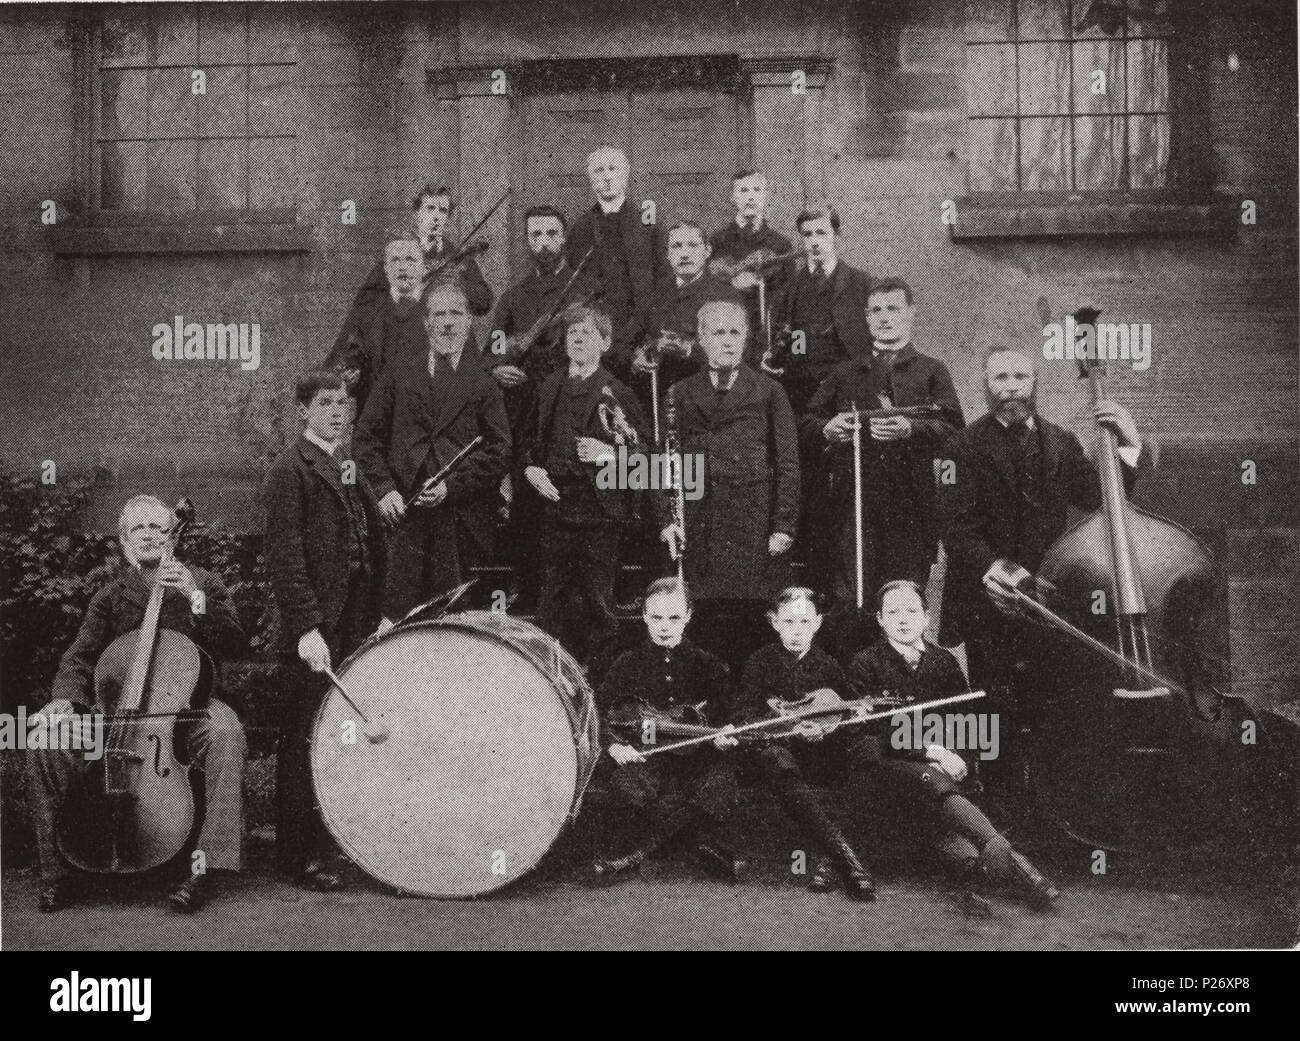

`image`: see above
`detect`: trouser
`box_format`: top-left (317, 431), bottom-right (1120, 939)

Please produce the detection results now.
top-left (384, 504), bottom-right (469, 620)
top-left (27, 700), bottom-right (246, 885)
top-left (277, 575), bottom-right (374, 872)
top-left (749, 744), bottom-right (852, 858)
top-left (535, 521), bottom-right (620, 671)
top-left (960, 611), bottom-right (1045, 792)
top-left (601, 750), bottom-right (739, 855)
top-left (850, 756), bottom-right (1003, 876)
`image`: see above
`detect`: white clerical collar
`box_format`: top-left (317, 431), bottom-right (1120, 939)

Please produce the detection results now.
top-left (304, 429), bottom-right (339, 456)
top-left (808, 256), bottom-right (838, 277)
top-left (995, 414), bottom-right (1037, 430)
top-left (888, 637), bottom-right (926, 662)
top-left (390, 285), bottom-right (419, 304)
top-left (676, 271), bottom-right (703, 288)
top-left (874, 340), bottom-right (910, 354)
top-left (598, 196), bottom-right (626, 215)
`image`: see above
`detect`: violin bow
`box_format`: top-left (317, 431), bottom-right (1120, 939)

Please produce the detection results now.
top-left (635, 691), bottom-right (987, 759)
top-left (422, 187), bottom-right (513, 287)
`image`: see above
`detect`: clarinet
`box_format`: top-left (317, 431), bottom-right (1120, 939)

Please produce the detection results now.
top-left (664, 388), bottom-right (686, 582)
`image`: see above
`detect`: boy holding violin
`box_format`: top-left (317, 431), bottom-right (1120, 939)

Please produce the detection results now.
top-left (734, 587), bottom-right (877, 900)
top-left (592, 578), bottom-right (745, 884)
top-left (847, 580), bottom-right (1060, 910)
top-left (26, 495), bottom-right (247, 914)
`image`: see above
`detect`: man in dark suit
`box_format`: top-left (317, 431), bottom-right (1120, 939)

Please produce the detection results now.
top-left (659, 299), bottom-right (800, 673)
top-left (355, 283), bottom-right (511, 623)
top-left (332, 183), bottom-right (494, 361)
top-left (264, 370), bottom-right (386, 889)
top-left (766, 204), bottom-right (872, 415)
top-left (708, 170), bottom-right (793, 359)
top-left (28, 494), bottom-right (247, 913)
top-left (566, 146), bottom-right (666, 373)
top-left (940, 347), bottom-right (1142, 783)
top-left (630, 220), bottom-right (738, 428)
top-left (489, 204), bottom-right (599, 606)
top-left (802, 278), bottom-right (964, 648)
top-left (522, 305), bottom-right (649, 669)
top-left (326, 238), bottom-right (429, 417)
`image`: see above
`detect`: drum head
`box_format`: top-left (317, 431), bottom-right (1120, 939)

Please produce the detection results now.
top-left (311, 618), bottom-right (588, 897)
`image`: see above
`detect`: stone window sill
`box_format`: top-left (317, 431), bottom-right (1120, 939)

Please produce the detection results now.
top-left (949, 197), bottom-right (1240, 241)
top-left (49, 223), bottom-right (313, 256)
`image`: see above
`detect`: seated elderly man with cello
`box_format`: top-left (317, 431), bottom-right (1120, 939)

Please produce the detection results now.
top-left (26, 494), bottom-right (247, 913)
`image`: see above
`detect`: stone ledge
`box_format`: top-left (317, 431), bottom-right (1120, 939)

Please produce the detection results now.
top-left (949, 198), bottom-right (1240, 241)
top-left (48, 223), bottom-right (315, 257)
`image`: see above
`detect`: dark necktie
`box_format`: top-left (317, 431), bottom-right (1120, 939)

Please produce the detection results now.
top-left (712, 367), bottom-right (736, 399)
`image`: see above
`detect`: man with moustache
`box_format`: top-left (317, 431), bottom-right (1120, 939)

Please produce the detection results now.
top-left (27, 495), bottom-right (247, 913)
top-left (567, 146), bottom-right (665, 371)
top-left (490, 205), bottom-right (599, 604)
top-left (659, 299), bottom-right (800, 672)
top-left (355, 284), bottom-right (510, 623)
top-left (709, 170), bottom-right (793, 358)
top-left (803, 278), bottom-right (963, 644)
top-left (326, 238), bottom-right (428, 416)
top-left (631, 221), bottom-right (738, 422)
top-left (332, 184), bottom-right (494, 361)
top-left (766, 205), bottom-right (872, 415)
top-left (940, 347), bottom-right (1142, 783)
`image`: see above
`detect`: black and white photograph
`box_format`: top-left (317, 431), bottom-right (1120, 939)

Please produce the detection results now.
top-left (0, 0), bottom-right (1297, 974)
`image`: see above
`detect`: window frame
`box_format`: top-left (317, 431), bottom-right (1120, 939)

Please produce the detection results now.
top-left (84, 2), bottom-right (299, 228)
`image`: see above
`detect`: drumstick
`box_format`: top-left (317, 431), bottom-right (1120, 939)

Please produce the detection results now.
top-left (321, 665), bottom-right (390, 744)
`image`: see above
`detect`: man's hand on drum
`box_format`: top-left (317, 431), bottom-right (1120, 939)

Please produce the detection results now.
top-left (982, 557), bottom-right (1033, 614)
top-left (660, 522), bottom-right (685, 560)
top-left (378, 490), bottom-right (406, 527)
top-left (526, 465), bottom-right (561, 502)
top-left (712, 724), bottom-right (739, 751)
top-left (414, 480), bottom-right (448, 509)
top-left (298, 628), bottom-right (331, 673)
top-left (608, 742), bottom-right (645, 767)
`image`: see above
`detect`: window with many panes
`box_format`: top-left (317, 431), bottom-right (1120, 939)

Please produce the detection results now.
top-left (94, 2), bottom-right (296, 220)
top-left (965, 0), bottom-right (1172, 195)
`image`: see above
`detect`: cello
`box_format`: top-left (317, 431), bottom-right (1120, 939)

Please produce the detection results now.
top-left (57, 499), bottom-right (210, 873)
top-left (1015, 320), bottom-right (1257, 851)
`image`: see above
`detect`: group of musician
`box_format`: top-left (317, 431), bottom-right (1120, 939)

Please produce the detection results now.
top-left (27, 143), bottom-right (1150, 917)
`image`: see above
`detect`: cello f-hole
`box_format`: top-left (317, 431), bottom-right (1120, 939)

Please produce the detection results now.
top-left (147, 732), bottom-right (170, 777)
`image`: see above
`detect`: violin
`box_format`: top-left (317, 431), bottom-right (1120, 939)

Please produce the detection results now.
top-left (708, 245), bottom-right (804, 284)
top-left (1015, 311), bottom-right (1258, 850)
top-left (57, 499), bottom-right (209, 874)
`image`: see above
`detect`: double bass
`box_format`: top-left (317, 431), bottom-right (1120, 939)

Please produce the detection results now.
top-left (1015, 322), bottom-right (1257, 851)
top-left (57, 499), bottom-right (210, 873)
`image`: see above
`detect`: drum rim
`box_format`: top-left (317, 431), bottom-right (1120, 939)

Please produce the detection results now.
top-left (309, 612), bottom-right (599, 898)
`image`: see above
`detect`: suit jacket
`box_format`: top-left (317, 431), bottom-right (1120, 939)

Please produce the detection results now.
top-left (331, 237), bottom-right (494, 361)
top-left (801, 345), bottom-right (964, 543)
top-left (264, 438), bottom-right (386, 656)
top-left (939, 412), bottom-right (1143, 645)
top-left (733, 643), bottom-right (846, 725)
top-left (522, 366), bottom-right (650, 525)
top-left (771, 259), bottom-right (873, 371)
top-left (489, 258), bottom-right (600, 388)
top-left (640, 273), bottom-right (741, 384)
top-left (709, 219), bottom-right (794, 359)
top-left (658, 366), bottom-right (800, 600)
top-left (597, 639), bottom-right (732, 751)
top-left (567, 201), bottom-right (665, 350)
top-left (354, 349), bottom-right (511, 553)
top-left (51, 565), bottom-right (245, 708)
top-left (846, 639), bottom-right (969, 762)
top-left (325, 295), bottom-right (428, 417)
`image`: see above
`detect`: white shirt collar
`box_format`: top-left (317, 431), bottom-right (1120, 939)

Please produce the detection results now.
top-left (390, 285), bottom-right (419, 304)
top-left (736, 215), bottom-right (763, 231)
top-left (303, 429), bottom-right (339, 456)
top-left (420, 233), bottom-right (443, 255)
top-left (598, 196), bottom-right (626, 215)
top-left (676, 271), bottom-right (703, 288)
top-left (994, 414), bottom-right (1037, 430)
top-left (708, 368), bottom-right (739, 391)
top-left (808, 256), bottom-right (838, 277)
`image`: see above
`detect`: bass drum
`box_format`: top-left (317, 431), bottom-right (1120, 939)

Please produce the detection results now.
top-left (310, 611), bottom-right (599, 898)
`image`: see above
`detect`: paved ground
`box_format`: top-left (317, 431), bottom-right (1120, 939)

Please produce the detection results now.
top-left (4, 836), bottom-right (1294, 951)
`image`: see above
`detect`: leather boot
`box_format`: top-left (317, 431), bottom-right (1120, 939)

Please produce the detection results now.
top-left (808, 855), bottom-right (837, 892)
top-left (590, 848), bottom-right (647, 886)
top-left (832, 837), bottom-right (876, 902)
top-left (696, 843), bottom-right (747, 883)
top-left (978, 836), bottom-right (1059, 910)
